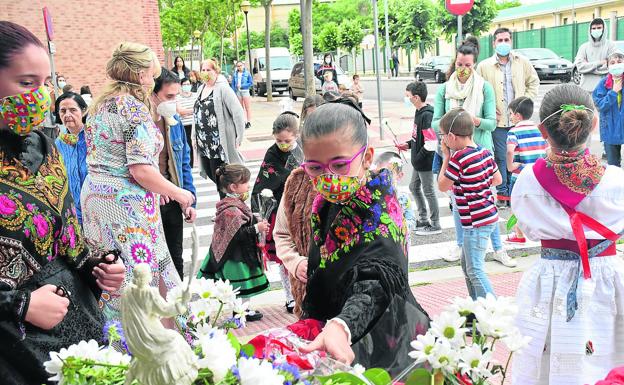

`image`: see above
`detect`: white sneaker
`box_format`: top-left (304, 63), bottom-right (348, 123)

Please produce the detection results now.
top-left (442, 245), bottom-right (462, 262)
top-left (493, 249), bottom-right (517, 268)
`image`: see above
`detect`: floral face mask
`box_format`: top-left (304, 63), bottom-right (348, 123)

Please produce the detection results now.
top-left (310, 146), bottom-right (367, 204)
top-left (0, 86), bottom-right (52, 135)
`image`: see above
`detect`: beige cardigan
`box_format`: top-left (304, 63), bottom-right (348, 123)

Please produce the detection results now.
top-left (273, 199), bottom-right (307, 276)
top-left (476, 53), bottom-right (540, 127)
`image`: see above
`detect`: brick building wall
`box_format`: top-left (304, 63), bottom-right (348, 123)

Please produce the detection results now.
top-left (0, 0), bottom-right (164, 94)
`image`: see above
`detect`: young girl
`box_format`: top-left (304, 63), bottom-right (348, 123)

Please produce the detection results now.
top-left (297, 100), bottom-right (430, 373)
top-left (198, 164), bottom-right (270, 321)
top-left (251, 111), bottom-right (303, 313)
top-left (511, 84), bottom-right (624, 385)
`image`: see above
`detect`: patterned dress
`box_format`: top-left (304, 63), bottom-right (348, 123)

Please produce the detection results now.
top-left (81, 95), bottom-right (181, 322)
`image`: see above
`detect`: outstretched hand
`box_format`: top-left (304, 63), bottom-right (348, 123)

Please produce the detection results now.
top-left (299, 321), bottom-right (354, 364)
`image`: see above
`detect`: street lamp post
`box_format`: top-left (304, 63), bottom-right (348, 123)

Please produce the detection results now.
top-left (191, 29), bottom-right (201, 70)
top-left (241, 1), bottom-right (252, 84)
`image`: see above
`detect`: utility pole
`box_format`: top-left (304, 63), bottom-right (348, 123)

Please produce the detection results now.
top-left (384, 0), bottom-right (391, 78)
top-left (372, 0), bottom-right (384, 140)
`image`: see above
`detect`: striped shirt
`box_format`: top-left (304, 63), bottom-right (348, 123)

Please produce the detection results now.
top-left (445, 146), bottom-right (499, 229)
top-left (507, 121), bottom-right (548, 183)
top-left (177, 92), bottom-right (197, 126)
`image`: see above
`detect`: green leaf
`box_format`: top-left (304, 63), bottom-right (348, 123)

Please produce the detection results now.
top-left (405, 368), bottom-right (434, 385)
top-left (227, 331), bottom-right (241, 355)
top-left (317, 372), bottom-right (369, 385)
top-left (506, 214), bottom-right (518, 232)
top-left (240, 343), bottom-right (256, 358)
top-left (363, 368), bottom-right (392, 385)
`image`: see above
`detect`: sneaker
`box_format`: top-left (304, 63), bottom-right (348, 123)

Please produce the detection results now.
top-left (492, 249), bottom-right (517, 268)
top-left (245, 122), bottom-right (251, 129)
top-left (415, 220), bottom-right (430, 230)
top-left (285, 300), bottom-right (295, 314)
top-left (496, 200), bottom-right (508, 209)
top-left (505, 235), bottom-right (526, 244)
top-left (415, 225), bottom-right (442, 236)
top-left (442, 245), bottom-right (462, 262)
top-left (245, 310), bottom-right (263, 322)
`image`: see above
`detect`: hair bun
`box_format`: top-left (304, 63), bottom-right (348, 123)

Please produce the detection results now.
top-left (216, 164), bottom-right (227, 177)
top-left (462, 36), bottom-right (480, 51)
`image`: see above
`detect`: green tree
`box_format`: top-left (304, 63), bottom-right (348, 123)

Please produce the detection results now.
top-left (290, 33), bottom-right (303, 57)
top-left (393, 0), bottom-right (436, 49)
top-left (338, 20), bottom-right (364, 73)
top-left (270, 24), bottom-right (289, 48)
top-left (318, 22), bottom-right (340, 53)
top-left (437, 0), bottom-right (498, 41)
top-left (496, 0), bottom-right (521, 11)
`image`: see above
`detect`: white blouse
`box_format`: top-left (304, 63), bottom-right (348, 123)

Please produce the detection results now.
top-left (511, 165), bottom-right (624, 241)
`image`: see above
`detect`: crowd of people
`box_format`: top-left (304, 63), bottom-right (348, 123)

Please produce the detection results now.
top-left (1, 17), bottom-right (624, 385)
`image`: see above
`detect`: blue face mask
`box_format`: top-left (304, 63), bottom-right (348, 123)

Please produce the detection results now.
top-left (495, 42), bottom-right (512, 57)
top-left (404, 96), bottom-right (413, 107)
top-left (609, 63), bottom-right (624, 77)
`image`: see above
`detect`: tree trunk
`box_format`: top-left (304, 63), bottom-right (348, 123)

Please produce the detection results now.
top-left (264, 1), bottom-right (273, 101)
top-left (352, 49), bottom-right (357, 74)
top-left (302, 0), bottom-right (315, 96)
top-left (220, 34), bottom-right (225, 69)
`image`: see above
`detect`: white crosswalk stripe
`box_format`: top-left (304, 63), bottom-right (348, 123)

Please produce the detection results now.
top-left (182, 151), bottom-right (539, 281)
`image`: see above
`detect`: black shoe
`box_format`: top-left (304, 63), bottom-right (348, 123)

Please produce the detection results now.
top-left (286, 300), bottom-right (295, 314)
top-left (245, 122), bottom-right (251, 129)
top-left (415, 220), bottom-right (430, 230)
top-left (245, 310), bottom-right (263, 322)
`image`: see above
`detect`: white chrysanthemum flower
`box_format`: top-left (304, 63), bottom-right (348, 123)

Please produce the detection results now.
top-left (352, 364), bottom-right (366, 376)
top-left (408, 332), bottom-right (438, 364)
top-left (502, 329), bottom-right (532, 352)
top-left (476, 294), bottom-right (518, 318)
top-left (96, 347), bottom-right (132, 366)
top-left (430, 310), bottom-right (468, 347)
top-left (44, 340), bottom-right (102, 382)
top-left (237, 357), bottom-right (285, 385)
top-left (260, 189), bottom-right (274, 198)
top-left (193, 277), bottom-right (217, 299)
top-left (458, 344), bottom-right (493, 379)
top-left (166, 284), bottom-right (186, 304)
top-left (450, 296), bottom-right (480, 317)
top-left (429, 339), bottom-right (460, 373)
top-left (196, 327), bottom-right (237, 382)
top-left (189, 297), bottom-right (220, 323)
top-left (213, 279), bottom-right (239, 305)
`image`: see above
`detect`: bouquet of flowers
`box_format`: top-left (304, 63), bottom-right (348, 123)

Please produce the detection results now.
top-left (44, 278), bottom-right (391, 385)
top-left (402, 294), bottom-right (531, 385)
top-left (255, 189), bottom-right (278, 248)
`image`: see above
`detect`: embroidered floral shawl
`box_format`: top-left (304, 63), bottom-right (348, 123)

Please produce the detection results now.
top-left (211, 197), bottom-right (254, 263)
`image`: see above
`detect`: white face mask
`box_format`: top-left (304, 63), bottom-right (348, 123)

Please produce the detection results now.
top-left (591, 28), bottom-right (603, 39)
top-left (57, 81), bottom-right (67, 89)
top-left (325, 58), bottom-right (331, 64)
top-left (182, 85), bottom-right (192, 93)
top-left (156, 101), bottom-right (177, 126)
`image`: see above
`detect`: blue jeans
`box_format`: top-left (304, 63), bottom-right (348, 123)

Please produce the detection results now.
top-left (492, 127), bottom-right (510, 197)
top-left (461, 223), bottom-right (496, 300)
top-left (432, 152), bottom-right (442, 175)
top-left (604, 143), bottom-right (622, 167)
top-left (452, 198), bottom-right (503, 251)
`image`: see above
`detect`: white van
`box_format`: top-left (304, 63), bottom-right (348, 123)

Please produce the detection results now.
top-left (249, 47), bottom-right (293, 96)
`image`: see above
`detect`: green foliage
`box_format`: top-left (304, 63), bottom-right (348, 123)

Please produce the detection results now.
top-left (288, 8), bottom-right (302, 38)
top-left (376, 0), bottom-right (437, 49)
top-left (436, 0), bottom-right (499, 41)
top-left (363, 368), bottom-right (392, 385)
top-left (496, 0), bottom-right (521, 11)
top-left (317, 372), bottom-right (370, 385)
top-left (290, 33), bottom-right (304, 56)
top-left (506, 214), bottom-right (518, 233)
top-left (159, 0), bottom-right (213, 49)
top-left (318, 22), bottom-right (340, 53)
top-left (338, 20), bottom-right (365, 53)
top-left (246, 24), bottom-right (289, 50)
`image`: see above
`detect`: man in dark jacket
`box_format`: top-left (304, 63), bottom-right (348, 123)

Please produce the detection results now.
top-left (397, 81), bottom-right (441, 235)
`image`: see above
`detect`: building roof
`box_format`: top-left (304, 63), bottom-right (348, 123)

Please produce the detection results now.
top-left (494, 0), bottom-right (618, 22)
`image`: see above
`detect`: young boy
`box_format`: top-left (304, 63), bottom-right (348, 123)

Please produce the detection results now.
top-left (438, 108), bottom-right (502, 299)
top-left (396, 81), bottom-right (441, 235)
top-left (506, 96), bottom-right (548, 243)
top-left (321, 71), bottom-right (338, 95)
top-left (351, 74), bottom-right (364, 108)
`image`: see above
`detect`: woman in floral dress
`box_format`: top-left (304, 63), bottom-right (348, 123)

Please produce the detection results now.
top-left (81, 43), bottom-right (195, 322)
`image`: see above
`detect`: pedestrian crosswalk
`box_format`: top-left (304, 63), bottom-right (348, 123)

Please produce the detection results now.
top-left (181, 150), bottom-right (541, 282)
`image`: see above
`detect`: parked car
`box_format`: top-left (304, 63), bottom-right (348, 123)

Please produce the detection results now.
top-left (514, 48), bottom-right (573, 82)
top-left (288, 61), bottom-right (352, 100)
top-left (250, 47), bottom-right (293, 96)
top-left (414, 56), bottom-right (452, 83)
top-left (572, 40), bottom-right (624, 85)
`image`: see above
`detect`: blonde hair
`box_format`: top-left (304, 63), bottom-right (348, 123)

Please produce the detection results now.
top-left (90, 42), bottom-right (160, 114)
top-left (201, 58), bottom-right (221, 74)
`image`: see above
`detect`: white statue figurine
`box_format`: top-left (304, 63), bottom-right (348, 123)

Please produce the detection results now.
top-left (121, 263), bottom-right (198, 385)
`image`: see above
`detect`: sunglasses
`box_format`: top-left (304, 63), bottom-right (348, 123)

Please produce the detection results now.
top-left (301, 145), bottom-right (366, 177)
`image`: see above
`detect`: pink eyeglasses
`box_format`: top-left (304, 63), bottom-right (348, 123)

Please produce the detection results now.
top-left (301, 145), bottom-right (366, 177)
